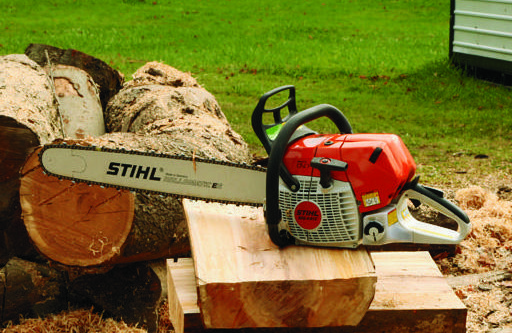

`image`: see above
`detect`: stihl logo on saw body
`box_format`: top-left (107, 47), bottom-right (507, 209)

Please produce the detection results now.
top-left (106, 162), bottom-right (162, 181)
top-left (294, 201), bottom-right (322, 230)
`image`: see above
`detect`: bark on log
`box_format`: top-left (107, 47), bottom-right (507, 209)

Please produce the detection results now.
top-left (0, 54), bottom-right (62, 261)
top-left (0, 212), bottom-right (39, 267)
top-left (24, 43), bottom-right (124, 110)
top-left (124, 61), bottom-right (200, 89)
top-left (105, 62), bottom-right (250, 163)
top-left (67, 262), bottom-right (162, 333)
top-left (0, 54), bottom-right (61, 187)
top-left (0, 257), bottom-right (66, 323)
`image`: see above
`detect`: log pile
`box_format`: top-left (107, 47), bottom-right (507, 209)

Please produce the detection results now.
top-left (0, 44), bottom-right (251, 331)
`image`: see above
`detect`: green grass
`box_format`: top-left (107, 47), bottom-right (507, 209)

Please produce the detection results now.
top-left (1, 0), bottom-right (511, 184)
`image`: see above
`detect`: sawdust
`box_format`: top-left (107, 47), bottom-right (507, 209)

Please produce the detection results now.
top-left (433, 184), bottom-right (512, 333)
top-left (2, 308), bottom-right (146, 333)
top-left (456, 186), bottom-right (512, 219)
top-left (454, 282), bottom-right (512, 333)
top-left (437, 186), bottom-right (512, 275)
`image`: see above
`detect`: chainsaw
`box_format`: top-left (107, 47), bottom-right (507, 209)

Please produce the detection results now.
top-left (40, 85), bottom-right (471, 248)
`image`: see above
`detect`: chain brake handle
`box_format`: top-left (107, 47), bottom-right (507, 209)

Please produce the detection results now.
top-left (252, 85), bottom-right (316, 155)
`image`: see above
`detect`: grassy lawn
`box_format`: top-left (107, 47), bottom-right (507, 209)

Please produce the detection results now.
top-left (1, 0), bottom-right (510, 187)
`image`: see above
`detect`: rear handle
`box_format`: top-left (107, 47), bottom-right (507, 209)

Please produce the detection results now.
top-left (397, 183), bottom-right (471, 244)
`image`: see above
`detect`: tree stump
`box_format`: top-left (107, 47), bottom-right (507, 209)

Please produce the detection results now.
top-left (20, 63), bottom-right (251, 268)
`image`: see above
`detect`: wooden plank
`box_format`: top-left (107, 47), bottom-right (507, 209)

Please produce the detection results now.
top-left (167, 258), bottom-right (202, 333)
top-left (182, 200), bottom-right (377, 329)
top-left (356, 251), bottom-right (467, 333)
top-left (167, 251), bottom-right (467, 332)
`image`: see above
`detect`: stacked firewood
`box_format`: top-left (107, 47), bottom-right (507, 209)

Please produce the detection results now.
top-left (0, 44), bottom-right (251, 331)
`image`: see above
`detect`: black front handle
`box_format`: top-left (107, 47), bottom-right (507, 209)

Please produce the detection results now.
top-left (265, 104), bottom-right (353, 246)
top-left (252, 85), bottom-right (315, 154)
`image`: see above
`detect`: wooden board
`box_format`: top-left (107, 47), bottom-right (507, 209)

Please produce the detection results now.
top-left (357, 251), bottom-right (467, 333)
top-left (167, 258), bottom-right (203, 333)
top-left (182, 200), bottom-right (377, 329)
top-left (167, 251), bottom-right (467, 333)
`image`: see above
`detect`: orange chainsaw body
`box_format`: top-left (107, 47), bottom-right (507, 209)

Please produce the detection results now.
top-left (283, 133), bottom-right (417, 213)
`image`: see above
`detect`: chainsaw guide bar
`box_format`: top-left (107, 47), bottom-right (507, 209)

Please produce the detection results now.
top-left (39, 143), bottom-right (267, 207)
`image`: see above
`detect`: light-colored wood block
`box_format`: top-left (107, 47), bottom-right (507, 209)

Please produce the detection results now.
top-left (166, 258), bottom-right (202, 333)
top-left (167, 251), bottom-right (467, 332)
top-left (357, 251), bottom-right (467, 333)
top-left (182, 200), bottom-right (377, 329)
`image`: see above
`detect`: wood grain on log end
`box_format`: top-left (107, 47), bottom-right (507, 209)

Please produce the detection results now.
top-left (20, 148), bottom-right (134, 266)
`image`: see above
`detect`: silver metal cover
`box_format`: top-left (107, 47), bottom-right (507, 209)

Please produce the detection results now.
top-left (279, 176), bottom-right (360, 246)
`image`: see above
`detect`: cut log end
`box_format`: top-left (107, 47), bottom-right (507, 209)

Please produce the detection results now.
top-left (20, 148), bottom-right (135, 266)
